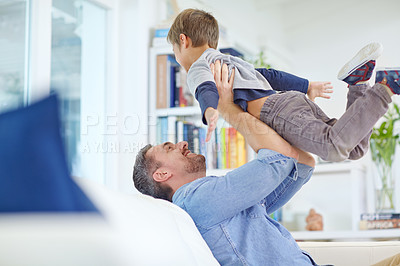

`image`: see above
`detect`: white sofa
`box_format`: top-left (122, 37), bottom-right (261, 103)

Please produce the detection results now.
top-left (0, 178), bottom-right (218, 266)
top-left (299, 241), bottom-right (400, 266)
top-left (0, 178), bottom-right (399, 266)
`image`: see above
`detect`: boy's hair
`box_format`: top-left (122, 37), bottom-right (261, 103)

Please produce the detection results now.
top-left (167, 8), bottom-right (219, 49)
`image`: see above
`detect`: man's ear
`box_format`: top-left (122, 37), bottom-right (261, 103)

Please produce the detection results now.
top-left (152, 168), bottom-right (172, 183)
top-left (179, 33), bottom-right (191, 49)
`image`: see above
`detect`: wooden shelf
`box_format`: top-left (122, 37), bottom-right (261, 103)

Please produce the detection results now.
top-left (314, 161), bottom-right (365, 174)
top-left (292, 229), bottom-right (400, 241)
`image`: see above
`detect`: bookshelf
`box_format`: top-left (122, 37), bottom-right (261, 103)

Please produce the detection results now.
top-left (148, 45), bottom-right (252, 171)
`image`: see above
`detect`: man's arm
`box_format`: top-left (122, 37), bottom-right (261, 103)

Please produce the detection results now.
top-left (212, 61), bottom-right (315, 167)
top-left (212, 61), bottom-right (298, 160)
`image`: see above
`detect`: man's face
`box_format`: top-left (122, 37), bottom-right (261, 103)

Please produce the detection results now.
top-left (147, 141), bottom-right (206, 176)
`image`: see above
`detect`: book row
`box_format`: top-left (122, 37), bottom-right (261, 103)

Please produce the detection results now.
top-left (359, 219), bottom-right (400, 230)
top-left (156, 116), bottom-right (248, 170)
top-left (360, 213), bottom-right (400, 221)
top-left (156, 55), bottom-right (194, 109)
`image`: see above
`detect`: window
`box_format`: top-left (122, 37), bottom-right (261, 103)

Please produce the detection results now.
top-left (0, 0), bottom-right (111, 185)
top-left (0, 0), bottom-right (27, 112)
top-left (51, 0), bottom-right (108, 182)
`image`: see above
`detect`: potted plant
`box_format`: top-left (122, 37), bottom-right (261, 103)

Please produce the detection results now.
top-left (370, 102), bottom-right (400, 212)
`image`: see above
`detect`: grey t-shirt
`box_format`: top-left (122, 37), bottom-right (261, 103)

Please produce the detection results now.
top-left (187, 48), bottom-right (273, 96)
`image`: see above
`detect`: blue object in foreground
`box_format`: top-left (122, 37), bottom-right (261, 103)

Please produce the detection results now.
top-left (0, 95), bottom-right (99, 213)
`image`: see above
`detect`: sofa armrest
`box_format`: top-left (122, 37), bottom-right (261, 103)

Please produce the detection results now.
top-left (298, 241), bottom-right (400, 266)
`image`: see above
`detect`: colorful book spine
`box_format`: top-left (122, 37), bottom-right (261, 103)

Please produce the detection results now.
top-left (193, 127), bottom-right (200, 155)
top-left (199, 127), bottom-right (206, 157)
top-left (167, 116), bottom-right (176, 143)
top-left (156, 55), bottom-right (168, 109)
top-left (160, 117), bottom-right (168, 143)
top-left (236, 131), bottom-right (246, 167)
top-left (229, 128), bottom-right (237, 168)
top-left (360, 213), bottom-right (400, 220)
top-left (155, 119), bottom-right (249, 170)
top-left (176, 120), bottom-right (184, 143)
top-left (221, 128), bottom-right (226, 169)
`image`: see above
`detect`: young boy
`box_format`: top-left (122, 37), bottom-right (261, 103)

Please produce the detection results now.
top-left (167, 8), bottom-right (400, 162)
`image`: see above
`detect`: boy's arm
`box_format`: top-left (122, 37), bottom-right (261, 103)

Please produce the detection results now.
top-left (256, 68), bottom-right (333, 101)
top-left (194, 83), bottom-right (220, 142)
top-left (256, 68), bottom-right (309, 93)
top-left (194, 81), bottom-right (219, 125)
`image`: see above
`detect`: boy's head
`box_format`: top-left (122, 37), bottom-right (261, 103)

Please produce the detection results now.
top-left (167, 9), bottom-right (219, 50)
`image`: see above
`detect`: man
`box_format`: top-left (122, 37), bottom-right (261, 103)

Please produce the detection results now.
top-left (133, 61), bottom-right (318, 265)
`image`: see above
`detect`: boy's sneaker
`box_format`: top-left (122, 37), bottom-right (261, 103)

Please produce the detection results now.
top-left (376, 68), bottom-right (400, 95)
top-left (337, 42), bottom-right (383, 85)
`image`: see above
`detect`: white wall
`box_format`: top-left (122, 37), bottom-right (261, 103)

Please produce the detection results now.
top-left (115, 0), bottom-right (161, 193)
top-left (278, 0), bottom-right (400, 118)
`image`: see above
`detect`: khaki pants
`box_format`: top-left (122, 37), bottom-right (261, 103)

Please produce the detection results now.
top-left (372, 253), bottom-right (400, 266)
top-left (260, 83), bottom-right (391, 162)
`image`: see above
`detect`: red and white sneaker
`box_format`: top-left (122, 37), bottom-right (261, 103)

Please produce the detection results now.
top-left (337, 42), bottom-right (383, 85)
top-left (376, 68), bottom-right (400, 95)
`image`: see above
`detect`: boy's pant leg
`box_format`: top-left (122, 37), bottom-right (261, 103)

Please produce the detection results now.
top-left (316, 84), bottom-right (374, 160)
top-left (329, 83), bottom-right (391, 161)
top-left (260, 85), bottom-right (391, 161)
top-left (345, 84), bottom-right (371, 159)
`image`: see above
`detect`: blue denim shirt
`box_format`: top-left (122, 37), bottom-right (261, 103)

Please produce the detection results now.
top-left (172, 149), bottom-right (316, 266)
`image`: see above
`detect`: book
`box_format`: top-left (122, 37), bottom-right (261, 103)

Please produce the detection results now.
top-left (360, 213), bottom-right (400, 221)
top-left (176, 120), bottom-right (184, 143)
top-left (186, 123), bottom-right (195, 152)
top-left (152, 28), bottom-right (170, 47)
top-left (215, 127), bottom-right (222, 169)
top-left (160, 117), bottom-right (168, 143)
top-left (225, 127), bottom-right (230, 169)
top-left (167, 116), bottom-right (176, 143)
top-left (220, 127), bottom-right (226, 169)
top-left (167, 56), bottom-right (179, 108)
top-left (199, 127), bottom-right (207, 158)
top-left (193, 127), bottom-right (200, 155)
top-left (228, 128), bottom-right (237, 168)
top-left (359, 219), bottom-right (400, 230)
top-left (156, 55), bottom-right (168, 108)
top-left (236, 131), bottom-right (246, 167)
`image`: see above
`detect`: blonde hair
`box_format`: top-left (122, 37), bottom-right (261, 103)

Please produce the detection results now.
top-left (167, 8), bottom-right (219, 49)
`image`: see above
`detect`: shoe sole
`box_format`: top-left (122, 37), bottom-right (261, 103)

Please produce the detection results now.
top-left (337, 42), bottom-right (383, 80)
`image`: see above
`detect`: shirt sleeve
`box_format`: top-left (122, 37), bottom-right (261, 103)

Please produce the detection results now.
top-left (181, 149), bottom-right (299, 228)
top-left (195, 81), bottom-right (219, 125)
top-left (256, 68), bottom-right (309, 94)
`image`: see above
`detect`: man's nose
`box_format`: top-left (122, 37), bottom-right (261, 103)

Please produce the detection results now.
top-left (177, 141), bottom-right (188, 150)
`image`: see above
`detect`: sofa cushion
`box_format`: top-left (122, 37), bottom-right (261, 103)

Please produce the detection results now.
top-left (0, 95), bottom-right (99, 213)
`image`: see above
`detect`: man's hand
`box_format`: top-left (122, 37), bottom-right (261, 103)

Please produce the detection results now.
top-left (210, 60), bottom-right (235, 115)
top-left (307, 81), bottom-right (333, 102)
top-left (205, 107), bottom-right (219, 142)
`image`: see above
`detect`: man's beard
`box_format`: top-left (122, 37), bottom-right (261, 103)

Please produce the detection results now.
top-left (184, 154), bottom-right (206, 174)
